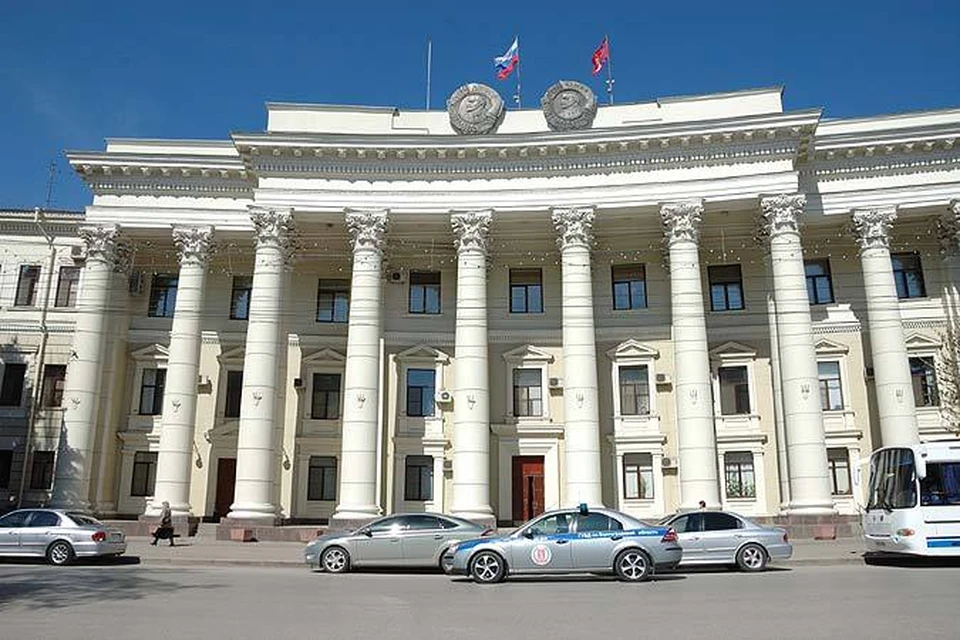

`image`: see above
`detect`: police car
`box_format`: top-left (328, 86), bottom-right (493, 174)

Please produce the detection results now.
top-left (444, 505), bottom-right (682, 584)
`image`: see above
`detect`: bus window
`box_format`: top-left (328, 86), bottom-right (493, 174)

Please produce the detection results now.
top-left (868, 448), bottom-right (917, 510)
top-left (920, 462), bottom-right (960, 506)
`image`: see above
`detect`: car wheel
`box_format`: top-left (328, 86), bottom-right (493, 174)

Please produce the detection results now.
top-left (320, 546), bottom-right (351, 574)
top-left (469, 551), bottom-right (506, 584)
top-left (46, 540), bottom-right (75, 566)
top-left (736, 543), bottom-right (768, 572)
top-left (614, 548), bottom-right (652, 582)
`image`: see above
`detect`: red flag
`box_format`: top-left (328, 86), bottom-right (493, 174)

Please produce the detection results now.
top-left (591, 37), bottom-right (610, 75)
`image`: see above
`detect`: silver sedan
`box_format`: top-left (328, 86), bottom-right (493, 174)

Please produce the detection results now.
top-left (659, 509), bottom-right (792, 571)
top-left (0, 509), bottom-right (127, 565)
top-left (304, 513), bottom-right (492, 573)
top-left (444, 506), bottom-right (683, 584)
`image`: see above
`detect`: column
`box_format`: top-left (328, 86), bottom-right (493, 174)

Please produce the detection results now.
top-left (761, 194), bottom-right (833, 514)
top-left (450, 210), bottom-right (495, 523)
top-left (228, 209), bottom-right (295, 521)
top-left (552, 207), bottom-right (603, 506)
top-left (940, 201), bottom-right (960, 305)
top-left (333, 210), bottom-right (388, 523)
top-left (661, 200), bottom-right (720, 508)
top-left (146, 226), bottom-right (214, 517)
top-left (51, 225), bottom-right (120, 509)
top-left (938, 201), bottom-right (960, 428)
top-left (852, 207), bottom-right (919, 445)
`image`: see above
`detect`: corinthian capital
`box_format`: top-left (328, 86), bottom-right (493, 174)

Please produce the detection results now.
top-left (172, 225), bottom-right (215, 266)
top-left (851, 207), bottom-right (897, 252)
top-left (551, 206), bottom-right (595, 250)
top-left (661, 200), bottom-right (704, 245)
top-left (451, 210), bottom-right (492, 254)
top-left (760, 193), bottom-right (806, 238)
top-left (249, 206), bottom-right (295, 250)
top-left (78, 225), bottom-right (120, 265)
top-left (346, 209), bottom-right (388, 254)
top-left (939, 200), bottom-right (960, 255)
top-left (112, 241), bottom-right (133, 275)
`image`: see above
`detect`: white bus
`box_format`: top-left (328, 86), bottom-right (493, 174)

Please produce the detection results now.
top-left (863, 442), bottom-right (960, 556)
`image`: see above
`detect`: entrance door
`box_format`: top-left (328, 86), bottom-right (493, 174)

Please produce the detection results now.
top-left (512, 456), bottom-right (545, 524)
top-left (214, 458), bottom-right (237, 521)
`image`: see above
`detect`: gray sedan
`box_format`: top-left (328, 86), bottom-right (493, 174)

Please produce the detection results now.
top-left (304, 513), bottom-right (491, 573)
top-left (660, 510), bottom-right (792, 571)
top-left (0, 509), bottom-right (127, 565)
top-left (444, 506), bottom-right (683, 584)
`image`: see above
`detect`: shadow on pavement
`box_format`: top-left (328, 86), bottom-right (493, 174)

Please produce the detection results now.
top-left (667, 565), bottom-right (792, 574)
top-left (863, 553), bottom-right (960, 569)
top-left (450, 574), bottom-right (686, 585)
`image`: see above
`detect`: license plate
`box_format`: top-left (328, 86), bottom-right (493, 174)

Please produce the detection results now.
top-left (110, 533), bottom-right (123, 541)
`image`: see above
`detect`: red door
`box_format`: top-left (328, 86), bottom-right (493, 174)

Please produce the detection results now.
top-left (512, 456), bottom-right (545, 524)
top-left (214, 458), bottom-right (236, 521)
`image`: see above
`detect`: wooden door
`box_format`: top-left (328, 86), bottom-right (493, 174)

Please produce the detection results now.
top-left (214, 457), bottom-right (237, 521)
top-left (512, 456), bottom-right (545, 523)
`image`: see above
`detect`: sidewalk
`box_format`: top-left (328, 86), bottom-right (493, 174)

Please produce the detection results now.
top-left (125, 532), bottom-right (869, 569)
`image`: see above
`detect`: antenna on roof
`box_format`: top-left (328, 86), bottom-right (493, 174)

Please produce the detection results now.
top-left (44, 160), bottom-right (58, 209)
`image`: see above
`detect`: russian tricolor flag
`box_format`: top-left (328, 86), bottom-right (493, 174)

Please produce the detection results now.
top-left (494, 37), bottom-right (519, 80)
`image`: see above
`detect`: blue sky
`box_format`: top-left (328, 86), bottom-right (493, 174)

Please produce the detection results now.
top-left (2, 0), bottom-right (958, 211)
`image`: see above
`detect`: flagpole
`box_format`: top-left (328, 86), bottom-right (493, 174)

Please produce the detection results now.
top-left (605, 35), bottom-right (615, 105)
top-left (514, 36), bottom-right (522, 108)
top-left (426, 38), bottom-right (433, 110)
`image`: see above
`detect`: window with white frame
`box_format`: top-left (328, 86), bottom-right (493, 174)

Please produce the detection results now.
top-left (509, 268), bottom-right (543, 314)
top-left (512, 368), bottom-right (542, 417)
top-left (709, 265), bottom-right (744, 311)
top-left (718, 366), bottom-right (750, 415)
top-left (909, 356), bottom-right (939, 407)
top-left (724, 452), bottom-right (756, 499)
top-left (14, 265), bottom-right (40, 307)
top-left (818, 361), bottom-right (844, 411)
top-left (611, 264), bottom-right (647, 310)
top-left (891, 253), bottom-right (926, 299)
top-left (40, 364), bottom-right (67, 408)
top-left (55, 266), bottom-right (81, 308)
top-left (622, 453), bottom-right (653, 499)
top-left (619, 365), bottom-right (650, 416)
top-left (148, 275), bottom-right (178, 318)
top-left (827, 448), bottom-right (852, 495)
top-left (130, 451), bottom-right (157, 497)
top-left (311, 373), bottom-right (341, 420)
top-left (139, 368), bottom-right (166, 416)
top-left (404, 455), bottom-right (433, 501)
top-left (409, 271), bottom-right (441, 314)
top-left (406, 369), bottom-right (436, 417)
top-left (307, 456), bottom-right (337, 501)
top-left (316, 279), bottom-right (350, 323)
top-left (230, 276), bottom-right (253, 320)
top-left (804, 260), bottom-right (834, 305)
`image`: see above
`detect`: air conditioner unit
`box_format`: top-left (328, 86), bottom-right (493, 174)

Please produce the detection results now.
top-left (436, 389), bottom-right (453, 404)
top-left (661, 457), bottom-right (676, 469)
top-left (548, 377), bottom-right (563, 390)
top-left (387, 270), bottom-right (405, 284)
top-left (655, 373), bottom-right (672, 384)
top-left (128, 271), bottom-right (144, 295)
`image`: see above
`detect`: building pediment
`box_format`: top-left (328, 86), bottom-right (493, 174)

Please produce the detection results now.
top-left (396, 344), bottom-right (450, 363)
top-left (709, 341), bottom-right (757, 360)
top-left (904, 332), bottom-right (941, 351)
top-left (130, 343), bottom-right (169, 361)
top-left (302, 347), bottom-right (346, 365)
top-left (217, 345), bottom-right (245, 364)
top-left (814, 337), bottom-right (850, 355)
top-left (606, 339), bottom-right (660, 361)
top-left (503, 344), bottom-right (555, 364)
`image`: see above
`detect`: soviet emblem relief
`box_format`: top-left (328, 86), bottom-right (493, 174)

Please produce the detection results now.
top-left (447, 83), bottom-right (505, 135)
top-left (541, 80), bottom-right (598, 131)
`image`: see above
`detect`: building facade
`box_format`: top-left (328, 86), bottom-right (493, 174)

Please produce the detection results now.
top-left (2, 85), bottom-right (959, 526)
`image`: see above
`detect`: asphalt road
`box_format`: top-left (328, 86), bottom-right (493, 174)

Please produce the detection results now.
top-left (1, 561), bottom-right (958, 639)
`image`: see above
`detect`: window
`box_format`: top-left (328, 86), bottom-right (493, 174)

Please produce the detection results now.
top-left (0, 511), bottom-right (29, 527)
top-left (409, 271), bottom-right (441, 314)
top-left (0, 363), bottom-right (27, 407)
top-left (311, 373), bottom-right (341, 420)
top-left (867, 447), bottom-right (917, 510)
top-left (891, 253), bottom-right (926, 299)
top-left (27, 511), bottom-right (60, 527)
top-left (817, 361), bottom-right (843, 411)
top-left (909, 356), bottom-right (939, 407)
top-left (527, 512), bottom-right (572, 536)
top-left (224, 370), bottom-right (243, 419)
top-left (612, 264), bottom-right (647, 310)
top-left (130, 451), bottom-right (157, 497)
top-left (804, 260), bottom-right (834, 305)
top-left (139, 368), bottom-right (166, 415)
top-left (509, 268), bottom-right (543, 314)
top-left (0, 450), bottom-right (11, 489)
top-left (718, 366), bottom-right (750, 415)
top-left (709, 265), bottom-right (744, 311)
top-left (668, 513), bottom-right (702, 533)
top-left (405, 369), bottom-right (435, 418)
top-left (619, 365), bottom-right (650, 416)
top-left (316, 279), bottom-right (350, 323)
top-left (54, 266), bottom-right (81, 308)
top-left (29, 451), bottom-right (55, 490)
top-left (367, 516), bottom-right (404, 534)
top-left (512, 368), bottom-right (542, 417)
top-left (399, 514), bottom-right (446, 530)
top-left (230, 276), bottom-right (253, 320)
top-left (404, 455), bottom-right (434, 501)
top-left (41, 364), bottom-right (67, 408)
top-left (919, 461), bottom-right (960, 507)
top-left (148, 275), bottom-right (178, 318)
top-left (576, 512), bottom-right (623, 533)
top-left (702, 512), bottom-right (743, 531)
top-left (827, 448), bottom-right (852, 495)
top-left (724, 452), bottom-right (756, 499)
top-left (307, 456), bottom-right (337, 501)
top-left (14, 265), bottom-right (41, 306)
top-left (622, 453), bottom-right (653, 499)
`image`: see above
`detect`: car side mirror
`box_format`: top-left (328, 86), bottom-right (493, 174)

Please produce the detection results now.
top-left (523, 529), bottom-right (535, 539)
top-left (360, 528), bottom-right (372, 537)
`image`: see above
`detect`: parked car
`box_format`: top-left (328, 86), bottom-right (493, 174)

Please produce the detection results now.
top-left (305, 513), bottom-right (492, 573)
top-left (444, 505), bottom-right (682, 584)
top-left (0, 509), bottom-right (127, 565)
top-left (659, 509), bottom-right (792, 571)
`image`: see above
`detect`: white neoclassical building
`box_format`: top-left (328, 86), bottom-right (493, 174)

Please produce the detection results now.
top-left (2, 84), bottom-right (959, 531)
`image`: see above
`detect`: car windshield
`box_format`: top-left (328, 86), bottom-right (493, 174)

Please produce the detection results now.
top-left (67, 513), bottom-right (104, 527)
